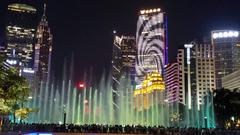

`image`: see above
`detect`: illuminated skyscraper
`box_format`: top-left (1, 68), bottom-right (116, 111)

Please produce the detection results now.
top-left (112, 35), bottom-right (136, 121)
top-left (34, 4), bottom-right (53, 83)
top-left (165, 62), bottom-right (184, 104)
top-left (165, 43), bottom-right (215, 110)
top-left (165, 48), bottom-right (190, 107)
top-left (112, 35), bottom-right (136, 86)
top-left (211, 30), bottom-right (240, 89)
top-left (5, 3), bottom-right (37, 68)
top-left (135, 8), bottom-right (167, 85)
top-left (195, 43), bottom-right (216, 110)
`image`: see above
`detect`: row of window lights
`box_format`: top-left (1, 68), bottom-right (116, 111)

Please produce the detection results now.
top-left (140, 8), bottom-right (161, 15)
top-left (198, 75), bottom-right (214, 78)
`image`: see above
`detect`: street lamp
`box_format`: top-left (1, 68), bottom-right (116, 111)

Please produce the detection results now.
top-left (63, 105), bottom-right (66, 126)
top-left (231, 116), bottom-right (235, 121)
top-left (231, 116), bottom-right (235, 128)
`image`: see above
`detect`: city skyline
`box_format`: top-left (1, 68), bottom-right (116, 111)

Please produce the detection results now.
top-left (1, 0), bottom-right (240, 81)
top-left (0, 0), bottom-right (240, 130)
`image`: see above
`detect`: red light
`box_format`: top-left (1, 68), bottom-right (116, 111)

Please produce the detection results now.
top-left (78, 82), bottom-right (84, 88)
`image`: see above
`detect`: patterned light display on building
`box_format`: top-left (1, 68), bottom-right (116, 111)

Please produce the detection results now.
top-left (134, 71), bottom-right (165, 96)
top-left (133, 71), bottom-right (165, 110)
top-left (135, 8), bottom-right (165, 84)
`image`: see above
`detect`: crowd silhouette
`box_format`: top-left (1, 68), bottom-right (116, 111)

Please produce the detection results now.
top-left (1, 123), bottom-right (240, 135)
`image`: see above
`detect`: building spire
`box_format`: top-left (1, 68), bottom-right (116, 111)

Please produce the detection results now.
top-left (43, 3), bottom-right (46, 17)
top-left (41, 3), bottom-right (47, 22)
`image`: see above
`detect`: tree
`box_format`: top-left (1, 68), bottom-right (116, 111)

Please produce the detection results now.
top-left (15, 108), bottom-right (38, 121)
top-left (214, 88), bottom-right (240, 128)
top-left (0, 56), bottom-right (31, 123)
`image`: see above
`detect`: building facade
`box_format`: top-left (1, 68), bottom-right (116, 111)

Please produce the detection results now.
top-left (183, 43), bottom-right (216, 110)
top-left (211, 30), bottom-right (240, 89)
top-left (166, 44), bottom-right (195, 110)
top-left (135, 8), bottom-right (167, 85)
top-left (5, 3), bottom-right (37, 69)
top-left (112, 35), bottom-right (136, 121)
top-left (20, 68), bottom-right (35, 89)
top-left (165, 63), bottom-right (182, 104)
top-left (112, 35), bottom-right (136, 87)
top-left (222, 69), bottom-right (240, 91)
top-left (177, 49), bottom-right (185, 105)
top-left (34, 4), bottom-right (53, 83)
top-left (195, 43), bottom-right (216, 110)
top-left (165, 43), bottom-right (215, 110)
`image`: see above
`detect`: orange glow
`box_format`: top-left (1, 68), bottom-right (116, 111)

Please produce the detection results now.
top-left (134, 71), bottom-right (165, 96)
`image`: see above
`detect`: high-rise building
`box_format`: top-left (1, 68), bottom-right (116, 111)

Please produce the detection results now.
top-left (112, 35), bottom-right (136, 85)
top-left (195, 43), bottom-right (216, 109)
top-left (165, 63), bottom-right (182, 104)
top-left (5, 3), bottom-right (37, 68)
top-left (21, 67), bottom-right (35, 89)
top-left (211, 30), bottom-right (240, 89)
top-left (120, 36), bottom-right (136, 84)
top-left (135, 8), bottom-right (167, 85)
top-left (184, 43), bottom-right (215, 110)
top-left (164, 49), bottom-right (186, 122)
top-left (222, 69), bottom-right (240, 91)
top-left (165, 43), bottom-right (215, 110)
top-left (34, 4), bottom-right (53, 83)
top-left (165, 47), bottom-right (192, 126)
top-left (177, 49), bottom-right (185, 105)
top-left (112, 36), bottom-right (122, 94)
top-left (112, 35), bottom-right (136, 120)
top-left (134, 71), bottom-right (165, 110)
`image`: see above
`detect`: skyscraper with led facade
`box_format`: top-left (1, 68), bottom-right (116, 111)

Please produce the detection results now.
top-left (34, 4), bottom-right (53, 83)
top-left (5, 3), bottom-right (37, 69)
top-left (211, 30), bottom-right (240, 89)
top-left (135, 8), bottom-right (167, 85)
top-left (133, 8), bottom-right (168, 118)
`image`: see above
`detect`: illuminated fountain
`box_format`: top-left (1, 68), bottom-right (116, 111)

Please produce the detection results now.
top-left (132, 71), bottom-right (167, 126)
top-left (26, 72), bottom-right (166, 126)
top-left (23, 64), bottom-right (215, 128)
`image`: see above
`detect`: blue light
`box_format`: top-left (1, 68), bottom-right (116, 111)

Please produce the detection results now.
top-left (24, 133), bottom-right (52, 135)
top-left (164, 15), bottom-right (169, 65)
top-left (25, 133), bottom-right (38, 135)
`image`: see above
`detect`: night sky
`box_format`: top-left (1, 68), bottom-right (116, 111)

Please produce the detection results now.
top-left (1, 0), bottom-right (240, 82)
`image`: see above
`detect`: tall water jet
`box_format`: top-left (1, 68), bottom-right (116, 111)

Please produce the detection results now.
top-left (24, 60), bottom-right (215, 128)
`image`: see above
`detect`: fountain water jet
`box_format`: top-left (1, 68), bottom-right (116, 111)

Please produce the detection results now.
top-left (22, 61), bottom-right (215, 128)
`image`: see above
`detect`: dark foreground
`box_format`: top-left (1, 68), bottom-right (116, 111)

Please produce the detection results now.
top-left (1, 124), bottom-right (240, 135)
